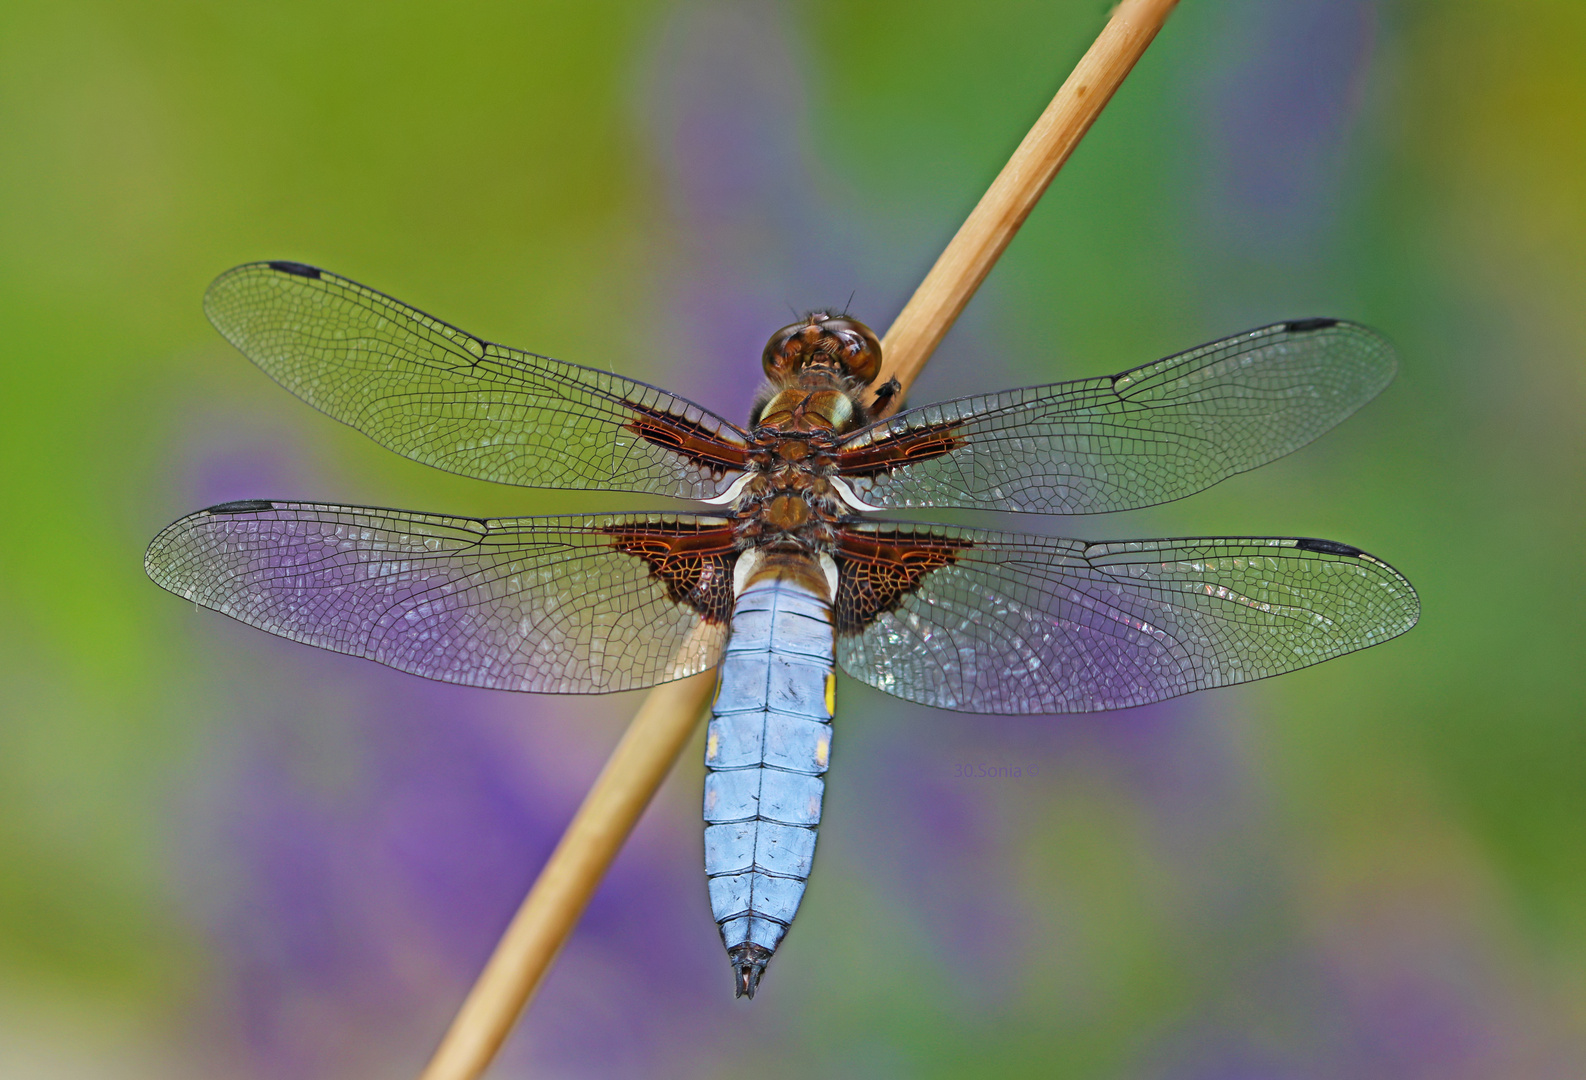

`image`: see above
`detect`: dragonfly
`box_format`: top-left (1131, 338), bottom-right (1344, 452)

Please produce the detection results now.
top-left (146, 261), bottom-right (1419, 998)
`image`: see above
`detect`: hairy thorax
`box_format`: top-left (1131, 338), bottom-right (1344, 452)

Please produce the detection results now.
top-left (729, 313), bottom-right (886, 555)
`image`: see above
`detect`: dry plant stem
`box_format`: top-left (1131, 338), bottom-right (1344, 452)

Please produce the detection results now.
top-left (417, 671), bottom-right (715, 1080)
top-left (417, 2), bottom-right (1177, 1077)
top-left (868, 0), bottom-right (1180, 415)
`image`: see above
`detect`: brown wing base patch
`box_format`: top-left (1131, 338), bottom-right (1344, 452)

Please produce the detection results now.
top-left (834, 528), bottom-right (973, 634)
top-left (623, 401), bottom-right (750, 478)
top-left (602, 520), bottom-right (739, 623)
top-left (833, 419), bottom-right (962, 478)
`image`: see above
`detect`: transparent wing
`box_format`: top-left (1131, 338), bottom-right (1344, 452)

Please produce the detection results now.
top-left (145, 501), bottom-right (738, 693)
top-left (833, 523), bottom-right (1418, 714)
top-left (204, 263), bottom-right (752, 499)
top-left (836, 320), bottom-right (1395, 514)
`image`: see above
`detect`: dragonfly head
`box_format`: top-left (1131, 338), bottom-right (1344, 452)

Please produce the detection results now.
top-left (762, 312), bottom-right (882, 385)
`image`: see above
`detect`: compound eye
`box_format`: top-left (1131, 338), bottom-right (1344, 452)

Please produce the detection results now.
top-left (820, 317), bottom-right (882, 383)
top-left (762, 322), bottom-right (805, 380)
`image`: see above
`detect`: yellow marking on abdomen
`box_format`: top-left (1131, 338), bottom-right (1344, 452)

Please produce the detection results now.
top-left (824, 672), bottom-right (836, 717)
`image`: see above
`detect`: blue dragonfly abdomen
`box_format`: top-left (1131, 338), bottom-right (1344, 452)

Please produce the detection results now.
top-left (703, 559), bottom-right (836, 998)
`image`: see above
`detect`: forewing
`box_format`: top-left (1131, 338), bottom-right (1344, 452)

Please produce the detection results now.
top-left (834, 524), bottom-right (1418, 714)
top-left (145, 501), bottom-right (738, 693)
top-left (204, 262), bottom-right (751, 499)
top-left (836, 320), bottom-right (1395, 514)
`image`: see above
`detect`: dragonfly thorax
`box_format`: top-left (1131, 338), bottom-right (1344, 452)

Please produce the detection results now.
top-left (730, 480), bottom-right (847, 553)
top-left (754, 386), bottom-right (858, 434)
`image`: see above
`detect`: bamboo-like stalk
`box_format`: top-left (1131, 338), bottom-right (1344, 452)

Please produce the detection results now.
top-left (417, 2), bottom-right (1178, 1077)
top-left (417, 671), bottom-right (715, 1080)
top-left (869, 0), bottom-right (1180, 414)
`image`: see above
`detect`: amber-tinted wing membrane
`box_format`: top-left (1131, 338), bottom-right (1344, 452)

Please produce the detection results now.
top-left (835, 320), bottom-right (1395, 514)
top-left (204, 263), bottom-right (751, 499)
top-left (833, 523), bottom-right (1418, 714)
top-left (145, 502), bottom-right (738, 693)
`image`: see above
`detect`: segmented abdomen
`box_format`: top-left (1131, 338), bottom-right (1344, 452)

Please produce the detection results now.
top-left (703, 573), bottom-right (834, 993)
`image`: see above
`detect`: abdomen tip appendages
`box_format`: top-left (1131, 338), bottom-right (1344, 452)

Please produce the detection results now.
top-left (730, 944), bottom-right (775, 999)
top-left (703, 574), bottom-right (835, 999)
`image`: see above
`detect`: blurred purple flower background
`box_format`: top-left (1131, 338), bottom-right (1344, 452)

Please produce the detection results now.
top-left (6, 0), bottom-right (1583, 1076)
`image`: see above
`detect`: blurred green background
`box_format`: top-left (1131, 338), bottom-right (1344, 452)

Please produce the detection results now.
top-left (2, 1), bottom-right (1583, 1076)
